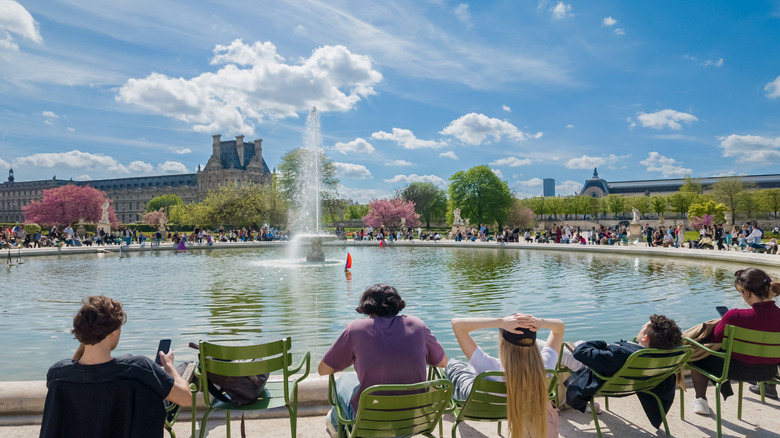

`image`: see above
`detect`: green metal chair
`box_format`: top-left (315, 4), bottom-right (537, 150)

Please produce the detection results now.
top-left (681, 325), bottom-right (780, 438)
top-left (164, 361), bottom-right (197, 438)
top-left (589, 345), bottom-right (692, 437)
top-left (192, 338), bottom-right (310, 438)
top-left (328, 374), bottom-right (453, 438)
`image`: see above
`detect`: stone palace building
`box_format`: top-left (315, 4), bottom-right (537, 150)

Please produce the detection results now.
top-left (0, 134), bottom-right (272, 224)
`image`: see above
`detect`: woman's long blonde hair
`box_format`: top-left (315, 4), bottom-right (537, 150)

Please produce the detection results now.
top-left (499, 337), bottom-right (548, 438)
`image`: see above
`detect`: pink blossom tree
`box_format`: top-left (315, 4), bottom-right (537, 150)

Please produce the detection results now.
top-left (363, 198), bottom-right (421, 229)
top-left (23, 185), bottom-right (118, 227)
top-left (142, 209), bottom-right (168, 227)
top-left (689, 214), bottom-right (714, 231)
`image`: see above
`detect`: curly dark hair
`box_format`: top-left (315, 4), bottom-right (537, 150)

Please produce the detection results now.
top-left (355, 284), bottom-right (406, 316)
top-left (645, 314), bottom-right (682, 350)
top-left (72, 296), bottom-right (127, 345)
top-left (735, 268), bottom-right (780, 299)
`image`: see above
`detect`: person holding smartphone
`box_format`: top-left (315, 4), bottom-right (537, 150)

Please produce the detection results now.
top-left (40, 296), bottom-right (191, 437)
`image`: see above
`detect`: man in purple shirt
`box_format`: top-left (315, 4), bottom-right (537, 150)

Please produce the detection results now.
top-left (318, 284), bottom-right (447, 436)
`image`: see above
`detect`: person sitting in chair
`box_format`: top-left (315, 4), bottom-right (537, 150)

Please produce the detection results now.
top-left (40, 296), bottom-right (191, 438)
top-left (563, 314), bottom-right (683, 431)
top-left (318, 284), bottom-right (447, 437)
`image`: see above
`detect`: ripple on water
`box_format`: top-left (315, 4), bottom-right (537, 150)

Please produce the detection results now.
top-left (0, 245), bottom-right (762, 380)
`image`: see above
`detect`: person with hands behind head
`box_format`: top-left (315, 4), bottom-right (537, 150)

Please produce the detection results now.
top-left (446, 313), bottom-right (565, 438)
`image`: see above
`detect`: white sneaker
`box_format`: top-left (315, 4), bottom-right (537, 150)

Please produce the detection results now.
top-left (586, 402), bottom-right (602, 414)
top-left (693, 397), bottom-right (710, 416)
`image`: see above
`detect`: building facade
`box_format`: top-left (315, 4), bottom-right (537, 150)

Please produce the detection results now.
top-left (0, 135), bottom-right (272, 224)
top-left (579, 168), bottom-right (780, 198)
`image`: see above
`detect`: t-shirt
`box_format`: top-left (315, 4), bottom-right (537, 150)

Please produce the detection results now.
top-left (469, 345), bottom-right (558, 374)
top-left (42, 354), bottom-right (175, 438)
top-left (712, 300), bottom-right (780, 364)
top-left (322, 315), bottom-right (445, 411)
top-left (46, 354), bottom-right (174, 399)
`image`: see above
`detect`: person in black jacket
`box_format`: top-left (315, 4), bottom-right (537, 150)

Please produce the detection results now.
top-left (563, 314), bottom-right (683, 429)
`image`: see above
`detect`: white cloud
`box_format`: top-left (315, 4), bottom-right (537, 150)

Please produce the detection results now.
top-left (170, 147), bottom-right (191, 155)
top-left (0, 1), bottom-right (43, 46)
top-left (516, 178), bottom-right (544, 187)
top-left (66, 127), bottom-right (75, 132)
top-left (43, 119), bottom-right (52, 126)
top-left (719, 134), bottom-right (780, 163)
top-left (371, 128), bottom-right (446, 149)
top-left (490, 156), bottom-right (532, 167)
top-left (765, 75), bottom-right (780, 99)
top-left (454, 4), bottom-right (472, 27)
top-left (490, 168), bottom-right (504, 178)
top-left (333, 162), bottom-right (371, 179)
top-left (386, 159), bottom-right (413, 166)
top-left (637, 109), bottom-right (698, 130)
top-left (157, 161), bottom-right (187, 173)
top-left (566, 124), bottom-right (574, 128)
top-left (556, 180), bottom-right (583, 196)
top-left (128, 161), bottom-right (153, 173)
top-left (15, 150), bottom-right (133, 174)
top-left (334, 138), bottom-right (375, 155)
top-left (42, 111), bottom-right (59, 119)
top-left (0, 157), bottom-right (10, 168)
top-left (603, 16), bottom-right (617, 26)
top-left (384, 174), bottom-right (448, 188)
top-left (502, 105), bottom-right (511, 112)
top-left (0, 32), bottom-right (18, 51)
top-left (614, 28), bottom-right (625, 35)
top-left (117, 40), bottom-right (382, 135)
top-left (551, 2), bottom-right (573, 19)
top-left (565, 154), bottom-right (627, 169)
top-left (338, 184), bottom-right (391, 204)
top-left (640, 152), bottom-right (692, 177)
top-left (439, 151), bottom-right (458, 160)
top-left (440, 113), bottom-right (542, 146)
top-left (75, 174), bottom-right (92, 181)
top-left (702, 58), bottom-right (723, 68)
top-left (627, 116), bottom-right (637, 129)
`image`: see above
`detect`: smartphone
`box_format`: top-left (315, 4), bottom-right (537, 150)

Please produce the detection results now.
top-left (716, 306), bottom-right (729, 317)
top-left (155, 339), bottom-right (172, 365)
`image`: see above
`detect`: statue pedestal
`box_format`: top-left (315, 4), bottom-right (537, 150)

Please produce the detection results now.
top-left (96, 222), bottom-right (111, 236)
top-left (629, 223), bottom-right (642, 241)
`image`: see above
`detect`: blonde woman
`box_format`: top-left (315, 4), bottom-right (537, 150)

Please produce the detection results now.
top-left (446, 314), bottom-right (564, 438)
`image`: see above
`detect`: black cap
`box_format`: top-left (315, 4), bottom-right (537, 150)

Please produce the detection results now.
top-left (500, 328), bottom-right (537, 347)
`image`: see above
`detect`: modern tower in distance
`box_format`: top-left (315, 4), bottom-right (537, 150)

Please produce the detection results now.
top-left (543, 178), bottom-right (555, 197)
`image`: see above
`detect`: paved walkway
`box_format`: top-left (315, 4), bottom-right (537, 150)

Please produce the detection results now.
top-left (4, 383), bottom-right (780, 437)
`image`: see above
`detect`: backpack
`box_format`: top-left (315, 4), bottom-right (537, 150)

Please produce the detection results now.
top-left (207, 372), bottom-right (269, 407)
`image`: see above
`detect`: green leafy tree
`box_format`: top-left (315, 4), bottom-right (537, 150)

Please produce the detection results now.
top-left (448, 165), bottom-right (513, 229)
top-left (668, 192), bottom-right (699, 221)
top-left (627, 196), bottom-right (649, 218)
top-left (688, 200), bottom-right (728, 224)
top-left (737, 191), bottom-right (760, 221)
top-left (759, 188), bottom-right (780, 219)
top-left (401, 182), bottom-right (448, 229)
top-left (603, 194), bottom-right (627, 219)
top-left (345, 204), bottom-right (369, 221)
top-left (276, 147), bottom-right (339, 208)
top-left (506, 199), bottom-right (535, 229)
top-left (171, 183), bottom-right (286, 229)
top-left (521, 197), bottom-right (547, 219)
top-left (679, 176), bottom-right (703, 194)
top-left (587, 196), bottom-right (602, 221)
top-left (712, 177), bottom-right (751, 225)
top-left (649, 195), bottom-right (668, 217)
top-left (322, 199), bottom-right (348, 224)
top-left (145, 194), bottom-right (183, 214)
top-left (546, 197), bottom-right (564, 220)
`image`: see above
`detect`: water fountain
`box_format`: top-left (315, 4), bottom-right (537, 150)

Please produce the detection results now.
top-left (291, 107), bottom-right (333, 262)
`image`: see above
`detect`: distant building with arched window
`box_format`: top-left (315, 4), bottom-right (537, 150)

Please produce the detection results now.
top-left (0, 135), bottom-right (272, 224)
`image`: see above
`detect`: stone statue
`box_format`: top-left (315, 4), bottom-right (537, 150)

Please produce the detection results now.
top-left (100, 201), bottom-right (110, 223)
top-left (453, 208), bottom-right (463, 225)
top-left (631, 207), bottom-right (640, 224)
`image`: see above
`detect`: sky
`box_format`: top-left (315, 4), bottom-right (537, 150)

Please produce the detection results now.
top-left (1, 1), bottom-right (779, 203)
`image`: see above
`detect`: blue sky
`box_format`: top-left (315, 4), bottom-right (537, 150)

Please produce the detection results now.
top-left (1, 0), bottom-right (779, 203)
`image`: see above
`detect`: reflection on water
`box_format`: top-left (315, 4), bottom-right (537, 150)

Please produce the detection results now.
top-left (0, 245), bottom-right (770, 380)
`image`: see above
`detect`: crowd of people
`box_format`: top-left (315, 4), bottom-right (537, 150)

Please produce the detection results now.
top-left (39, 266), bottom-right (780, 437)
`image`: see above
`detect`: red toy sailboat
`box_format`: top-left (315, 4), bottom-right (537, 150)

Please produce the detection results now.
top-left (344, 252), bottom-right (352, 270)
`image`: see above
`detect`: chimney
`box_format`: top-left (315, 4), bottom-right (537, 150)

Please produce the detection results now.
top-left (236, 135), bottom-right (245, 167)
top-left (254, 139), bottom-right (263, 167)
top-left (212, 134), bottom-right (222, 164)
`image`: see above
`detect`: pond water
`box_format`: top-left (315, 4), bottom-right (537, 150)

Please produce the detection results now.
top-left (0, 245), bottom-right (764, 380)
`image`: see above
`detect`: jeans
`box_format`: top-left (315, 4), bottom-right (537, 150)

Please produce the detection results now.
top-left (328, 373), bottom-right (359, 429)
